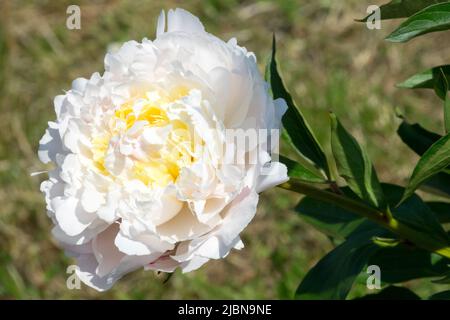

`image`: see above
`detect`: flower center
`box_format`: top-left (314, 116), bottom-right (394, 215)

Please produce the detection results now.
top-left (92, 87), bottom-right (196, 188)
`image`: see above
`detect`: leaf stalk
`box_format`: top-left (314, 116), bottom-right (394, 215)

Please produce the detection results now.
top-left (279, 179), bottom-right (450, 259)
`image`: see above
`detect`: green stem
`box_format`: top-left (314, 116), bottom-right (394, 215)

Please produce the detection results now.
top-left (279, 179), bottom-right (450, 260)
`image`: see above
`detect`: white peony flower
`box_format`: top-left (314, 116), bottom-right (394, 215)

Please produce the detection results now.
top-left (38, 8), bottom-right (288, 291)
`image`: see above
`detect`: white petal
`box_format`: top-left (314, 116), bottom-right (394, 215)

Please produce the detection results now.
top-left (166, 8), bottom-right (205, 34)
top-left (156, 10), bottom-right (166, 37)
top-left (92, 223), bottom-right (124, 277)
top-left (274, 98), bottom-right (288, 125)
top-left (96, 188), bottom-right (120, 223)
top-left (61, 241), bottom-right (93, 256)
top-left (53, 197), bottom-right (90, 236)
top-left (145, 255), bottom-right (179, 272)
top-left (114, 230), bottom-right (173, 256)
top-left (256, 161), bottom-right (288, 193)
top-left (194, 236), bottom-right (222, 259)
top-left (197, 188), bottom-right (258, 259)
top-left (157, 205), bottom-right (211, 243)
top-left (52, 225), bottom-right (93, 245)
top-left (180, 256), bottom-right (209, 273)
top-left (81, 185), bottom-right (105, 213)
top-left (38, 122), bottom-right (62, 164)
top-left (75, 252), bottom-right (161, 292)
top-left (234, 238), bottom-right (244, 250)
top-left (72, 77), bottom-right (88, 93)
top-left (171, 188), bottom-right (258, 263)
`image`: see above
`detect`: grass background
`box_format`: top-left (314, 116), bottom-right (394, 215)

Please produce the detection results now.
top-left (1, 0), bottom-right (449, 299)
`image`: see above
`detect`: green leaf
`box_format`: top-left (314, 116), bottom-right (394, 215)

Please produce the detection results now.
top-left (395, 185), bottom-right (450, 244)
top-left (267, 35), bottom-right (329, 178)
top-left (386, 2), bottom-right (450, 42)
top-left (295, 183), bottom-right (449, 299)
top-left (355, 286), bottom-right (421, 300)
top-left (368, 245), bottom-right (450, 283)
top-left (398, 66), bottom-right (450, 128)
top-left (398, 68), bottom-right (434, 89)
top-left (398, 65), bottom-right (450, 91)
top-left (420, 173), bottom-right (450, 197)
top-left (397, 120), bottom-right (450, 197)
top-left (445, 94), bottom-right (450, 132)
top-left (426, 201), bottom-right (450, 223)
top-left (295, 227), bottom-right (381, 300)
top-left (295, 188), bottom-right (365, 239)
top-left (433, 67), bottom-right (450, 100)
top-left (429, 290), bottom-right (450, 300)
top-left (433, 67), bottom-right (450, 131)
top-left (279, 155), bottom-right (326, 183)
top-left (358, 0), bottom-right (447, 22)
top-left (401, 132), bottom-right (450, 203)
top-left (330, 113), bottom-right (385, 209)
top-left (397, 120), bottom-right (441, 155)
top-left (378, 184), bottom-right (449, 245)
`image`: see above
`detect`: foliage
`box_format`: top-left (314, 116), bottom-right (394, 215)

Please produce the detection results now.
top-left (269, 0), bottom-right (450, 300)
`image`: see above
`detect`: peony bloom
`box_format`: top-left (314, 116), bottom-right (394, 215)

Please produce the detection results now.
top-left (38, 8), bottom-right (288, 291)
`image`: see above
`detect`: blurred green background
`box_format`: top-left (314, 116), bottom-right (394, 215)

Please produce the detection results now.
top-left (1, 0), bottom-right (449, 299)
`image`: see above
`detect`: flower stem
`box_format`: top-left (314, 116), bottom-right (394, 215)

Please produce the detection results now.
top-left (279, 179), bottom-right (450, 260)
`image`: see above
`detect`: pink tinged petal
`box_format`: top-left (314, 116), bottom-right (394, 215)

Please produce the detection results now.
top-left (218, 188), bottom-right (258, 244)
top-left (192, 198), bottom-right (225, 226)
top-left (75, 254), bottom-right (109, 291)
top-left (197, 188), bottom-right (258, 259)
top-left (166, 8), bottom-right (205, 34)
top-left (75, 251), bottom-right (161, 292)
top-left (61, 241), bottom-right (94, 257)
top-left (92, 223), bottom-right (125, 277)
top-left (156, 205), bottom-right (211, 243)
top-left (255, 161), bottom-right (288, 193)
top-left (151, 191), bottom-right (183, 226)
top-left (194, 236), bottom-right (243, 260)
top-left (171, 189), bottom-right (257, 263)
top-left (52, 225), bottom-right (92, 245)
top-left (180, 256), bottom-right (209, 273)
top-left (194, 237), bottom-right (222, 259)
top-left (114, 230), bottom-right (173, 256)
top-left (114, 232), bottom-right (152, 256)
top-left (145, 255), bottom-right (179, 273)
